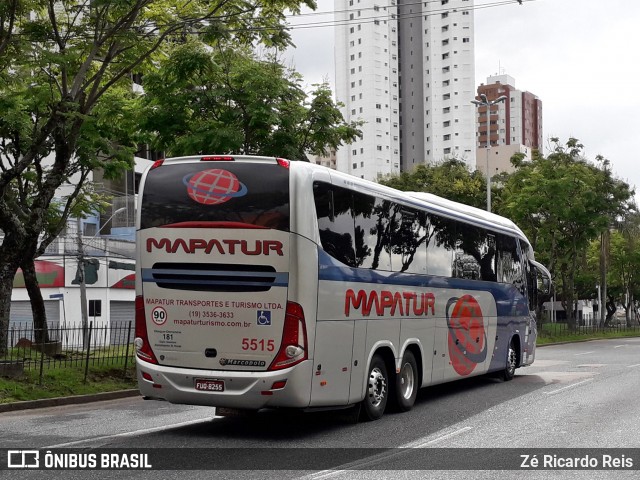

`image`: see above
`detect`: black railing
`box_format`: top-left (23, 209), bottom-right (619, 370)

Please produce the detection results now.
top-left (539, 320), bottom-right (640, 338)
top-left (1, 321), bottom-right (134, 383)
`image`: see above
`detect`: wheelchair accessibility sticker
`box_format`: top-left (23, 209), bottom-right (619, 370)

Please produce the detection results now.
top-left (257, 310), bottom-right (271, 326)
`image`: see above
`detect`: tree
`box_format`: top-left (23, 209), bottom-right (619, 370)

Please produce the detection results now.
top-left (498, 138), bottom-right (635, 327)
top-left (0, 0), bottom-right (316, 354)
top-left (379, 159), bottom-right (487, 208)
top-left (588, 215), bottom-right (640, 326)
top-left (138, 42), bottom-right (360, 159)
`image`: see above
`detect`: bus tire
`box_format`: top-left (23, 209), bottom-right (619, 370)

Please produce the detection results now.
top-left (393, 350), bottom-right (418, 412)
top-left (360, 354), bottom-right (389, 421)
top-left (503, 338), bottom-right (517, 381)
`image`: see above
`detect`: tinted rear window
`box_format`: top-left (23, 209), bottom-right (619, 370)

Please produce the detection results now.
top-left (140, 162), bottom-right (290, 230)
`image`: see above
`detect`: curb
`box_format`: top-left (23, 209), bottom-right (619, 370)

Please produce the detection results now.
top-left (0, 389), bottom-right (140, 414)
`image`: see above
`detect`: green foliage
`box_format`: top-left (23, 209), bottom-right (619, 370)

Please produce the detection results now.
top-left (379, 159), bottom-right (486, 208)
top-left (497, 138), bottom-right (635, 324)
top-left (0, 0), bottom-right (320, 354)
top-left (139, 43), bottom-right (361, 159)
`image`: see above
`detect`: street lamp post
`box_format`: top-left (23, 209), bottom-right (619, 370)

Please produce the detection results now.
top-left (471, 94), bottom-right (507, 212)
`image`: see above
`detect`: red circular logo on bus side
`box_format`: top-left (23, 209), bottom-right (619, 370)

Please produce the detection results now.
top-left (447, 295), bottom-right (487, 376)
top-left (183, 169), bottom-right (248, 205)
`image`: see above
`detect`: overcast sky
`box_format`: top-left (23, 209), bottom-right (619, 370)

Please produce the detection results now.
top-left (285, 0), bottom-right (640, 196)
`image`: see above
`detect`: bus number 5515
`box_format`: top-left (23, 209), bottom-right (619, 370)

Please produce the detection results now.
top-left (242, 338), bottom-right (275, 352)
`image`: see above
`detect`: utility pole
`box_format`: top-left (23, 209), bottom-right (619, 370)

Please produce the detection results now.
top-left (471, 93), bottom-right (507, 212)
top-left (76, 218), bottom-right (89, 348)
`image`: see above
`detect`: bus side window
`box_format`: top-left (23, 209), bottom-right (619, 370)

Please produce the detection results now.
top-left (313, 182), bottom-right (356, 267)
top-left (425, 213), bottom-right (455, 277)
top-left (453, 222), bottom-right (482, 281)
top-left (497, 235), bottom-right (525, 296)
top-left (352, 192), bottom-right (392, 270)
top-left (390, 207), bottom-right (428, 274)
top-left (519, 241), bottom-right (537, 311)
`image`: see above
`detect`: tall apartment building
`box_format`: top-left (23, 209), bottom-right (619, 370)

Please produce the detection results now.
top-left (335, 0), bottom-right (477, 181)
top-left (474, 74), bottom-right (543, 175)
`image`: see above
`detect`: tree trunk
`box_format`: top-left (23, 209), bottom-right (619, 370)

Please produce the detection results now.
top-left (605, 295), bottom-right (617, 325)
top-left (20, 258), bottom-right (50, 345)
top-left (0, 237), bottom-right (24, 355)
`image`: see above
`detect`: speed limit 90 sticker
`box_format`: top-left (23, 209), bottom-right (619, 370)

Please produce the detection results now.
top-left (151, 306), bottom-right (168, 326)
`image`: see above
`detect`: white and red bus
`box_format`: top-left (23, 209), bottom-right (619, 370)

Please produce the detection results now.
top-left (135, 155), bottom-right (550, 420)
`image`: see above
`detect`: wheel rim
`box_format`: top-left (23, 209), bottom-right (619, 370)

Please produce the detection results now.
top-left (507, 345), bottom-right (517, 375)
top-left (400, 361), bottom-right (415, 400)
top-left (368, 367), bottom-right (387, 407)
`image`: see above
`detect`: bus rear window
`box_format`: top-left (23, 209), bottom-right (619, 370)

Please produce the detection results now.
top-left (140, 162), bottom-right (290, 230)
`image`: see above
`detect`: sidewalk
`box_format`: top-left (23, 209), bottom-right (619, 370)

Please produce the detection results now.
top-left (0, 389), bottom-right (140, 414)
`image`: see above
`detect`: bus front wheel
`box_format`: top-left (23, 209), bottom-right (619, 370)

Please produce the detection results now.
top-left (503, 339), bottom-right (518, 381)
top-left (361, 354), bottom-right (389, 421)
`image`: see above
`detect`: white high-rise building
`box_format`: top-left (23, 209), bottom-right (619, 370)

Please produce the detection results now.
top-left (335, 0), bottom-right (476, 181)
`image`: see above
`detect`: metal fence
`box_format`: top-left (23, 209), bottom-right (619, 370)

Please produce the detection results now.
top-left (539, 321), bottom-right (640, 338)
top-left (1, 321), bottom-right (135, 382)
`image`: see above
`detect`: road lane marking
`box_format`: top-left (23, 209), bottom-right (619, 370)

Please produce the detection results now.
top-left (545, 378), bottom-right (593, 395)
top-left (408, 426), bottom-right (473, 447)
top-left (43, 417), bottom-right (216, 449)
top-left (303, 427), bottom-right (473, 479)
top-left (627, 363), bottom-right (640, 368)
top-left (574, 351), bottom-right (594, 356)
top-left (614, 345), bottom-right (626, 349)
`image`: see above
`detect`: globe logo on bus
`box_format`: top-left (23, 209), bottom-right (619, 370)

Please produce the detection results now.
top-left (446, 295), bottom-right (488, 376)
top-left (182, 169), bottom-right (248, 205)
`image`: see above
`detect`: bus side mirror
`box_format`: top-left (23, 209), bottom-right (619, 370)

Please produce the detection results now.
top-left (537, 272), bottom-right (551, 296)
top-left (529, 260), bottom-right (551, 298)
top-left (530, 259), bottom-right (552, 297)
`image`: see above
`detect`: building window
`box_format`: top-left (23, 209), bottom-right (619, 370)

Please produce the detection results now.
top-left (89, 300), bottom-right (102, 317)
top-left (353, 163), bottom-right (357, 169)
top-left (444, 134), bottom-right (451, 141)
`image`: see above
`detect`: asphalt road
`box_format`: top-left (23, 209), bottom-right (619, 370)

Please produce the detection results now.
top-left (2, 338), bottom-right (640, 479)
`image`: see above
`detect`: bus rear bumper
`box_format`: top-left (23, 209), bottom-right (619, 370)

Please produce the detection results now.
top-left (136, 359), bottom-right (312, 410)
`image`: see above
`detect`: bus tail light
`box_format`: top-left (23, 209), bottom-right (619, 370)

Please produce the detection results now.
top-left (201, 156), bottom-right (234, 161)
top-left (135, 296), bottom-right (158, 364)
top-left (150, 159), bottom-right (164, 170)
top-left (276, 158), bottom-right (290, 169)
top-left (268, 302), bottom-right (307, 371)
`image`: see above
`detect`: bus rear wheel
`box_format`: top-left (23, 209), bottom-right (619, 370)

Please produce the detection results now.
top-left (360, 354), bottom-right (388, 421)
top-left (393, 350), bottom-right (418, 412)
